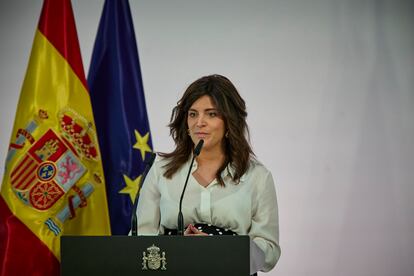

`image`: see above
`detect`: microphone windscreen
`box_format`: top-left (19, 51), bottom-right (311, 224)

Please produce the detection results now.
top-left (193, 139), bottom-right (204, 156)
top-left (146, 152), bottom-right (156, 166)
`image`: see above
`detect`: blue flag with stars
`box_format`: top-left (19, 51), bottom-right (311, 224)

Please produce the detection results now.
top-left (87, 0), bottom-right (153, 235)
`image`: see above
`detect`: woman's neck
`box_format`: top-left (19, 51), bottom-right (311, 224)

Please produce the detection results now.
top-left (196, 147), bottom-right (225, 167)
top-left (193, 148), bottom-right (226, 186)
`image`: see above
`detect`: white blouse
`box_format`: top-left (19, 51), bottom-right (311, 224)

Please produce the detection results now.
top-left (136, 155), bottom-right (281, 273)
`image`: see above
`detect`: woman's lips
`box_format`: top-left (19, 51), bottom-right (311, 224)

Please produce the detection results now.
top-left (195, 132), bottom-right (208, 138)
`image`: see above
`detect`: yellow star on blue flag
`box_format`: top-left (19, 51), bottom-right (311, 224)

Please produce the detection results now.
top-left (120, 174), bottom-right (142, 203)
top-left (133, 130), bottom-right (152, 160)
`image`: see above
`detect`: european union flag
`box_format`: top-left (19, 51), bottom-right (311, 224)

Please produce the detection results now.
top-left (88, 0), bottom-right (153, 235)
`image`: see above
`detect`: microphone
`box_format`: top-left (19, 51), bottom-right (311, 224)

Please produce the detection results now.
top-left (177, 139), bottom-right (204, 235)
top-left (131, 152), bottom-right (156, 236)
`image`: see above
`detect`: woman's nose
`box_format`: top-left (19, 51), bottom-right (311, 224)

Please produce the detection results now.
top-left (196, 114), bottom-right (206, 127)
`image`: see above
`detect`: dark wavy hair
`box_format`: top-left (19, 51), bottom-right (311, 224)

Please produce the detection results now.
top-left (159, 74), bottom-right (255, 186)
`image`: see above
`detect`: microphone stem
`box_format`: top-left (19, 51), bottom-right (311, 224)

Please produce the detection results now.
top-left (131, 153), bottom-right (156, 236)
top-left (177, 155), bottom-right (197, 235)
top-left (177, 139), bottom-right (203, 236)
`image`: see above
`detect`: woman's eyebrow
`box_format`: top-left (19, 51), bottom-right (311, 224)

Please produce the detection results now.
top-left (188, 108), bottom-right (217, 112)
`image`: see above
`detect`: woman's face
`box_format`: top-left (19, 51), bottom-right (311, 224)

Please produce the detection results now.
top-left (187, 95), bottom-right (226, 153)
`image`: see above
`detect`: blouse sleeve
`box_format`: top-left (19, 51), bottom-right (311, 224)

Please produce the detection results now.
top-left (249, 169), bottom-right (281, 272)
top-left (136, 158), bottom-right (162, 235)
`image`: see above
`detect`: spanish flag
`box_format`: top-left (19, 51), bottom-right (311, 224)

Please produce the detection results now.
top-left (0, 0), bottom-right (111, 275)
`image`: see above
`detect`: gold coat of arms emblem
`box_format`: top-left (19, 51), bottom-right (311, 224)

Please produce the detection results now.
top-left (142, 244), bottom-right (167, 271)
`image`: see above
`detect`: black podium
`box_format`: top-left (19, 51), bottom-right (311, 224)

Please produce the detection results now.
top-left (61, 235), bottom-right (250, 276)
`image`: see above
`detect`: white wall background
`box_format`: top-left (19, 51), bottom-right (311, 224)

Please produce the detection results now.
top-left (1, 0), bottom-right (413, 275)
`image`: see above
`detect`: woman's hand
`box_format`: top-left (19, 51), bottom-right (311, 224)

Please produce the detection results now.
top-left (184, 224), bottom-right (208, 236)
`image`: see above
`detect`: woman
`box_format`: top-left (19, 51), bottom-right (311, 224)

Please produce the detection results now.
top-left (137, 74), bottom-right (280, 274)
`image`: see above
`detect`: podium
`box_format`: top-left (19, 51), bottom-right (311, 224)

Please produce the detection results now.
top-left (61, 235), bottom-right (250, 276)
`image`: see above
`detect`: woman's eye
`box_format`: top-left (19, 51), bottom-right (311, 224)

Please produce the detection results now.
top-left (208, 112), bottom-right (217, 117)
top-left (188, 112), bottom-right (196, 118)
